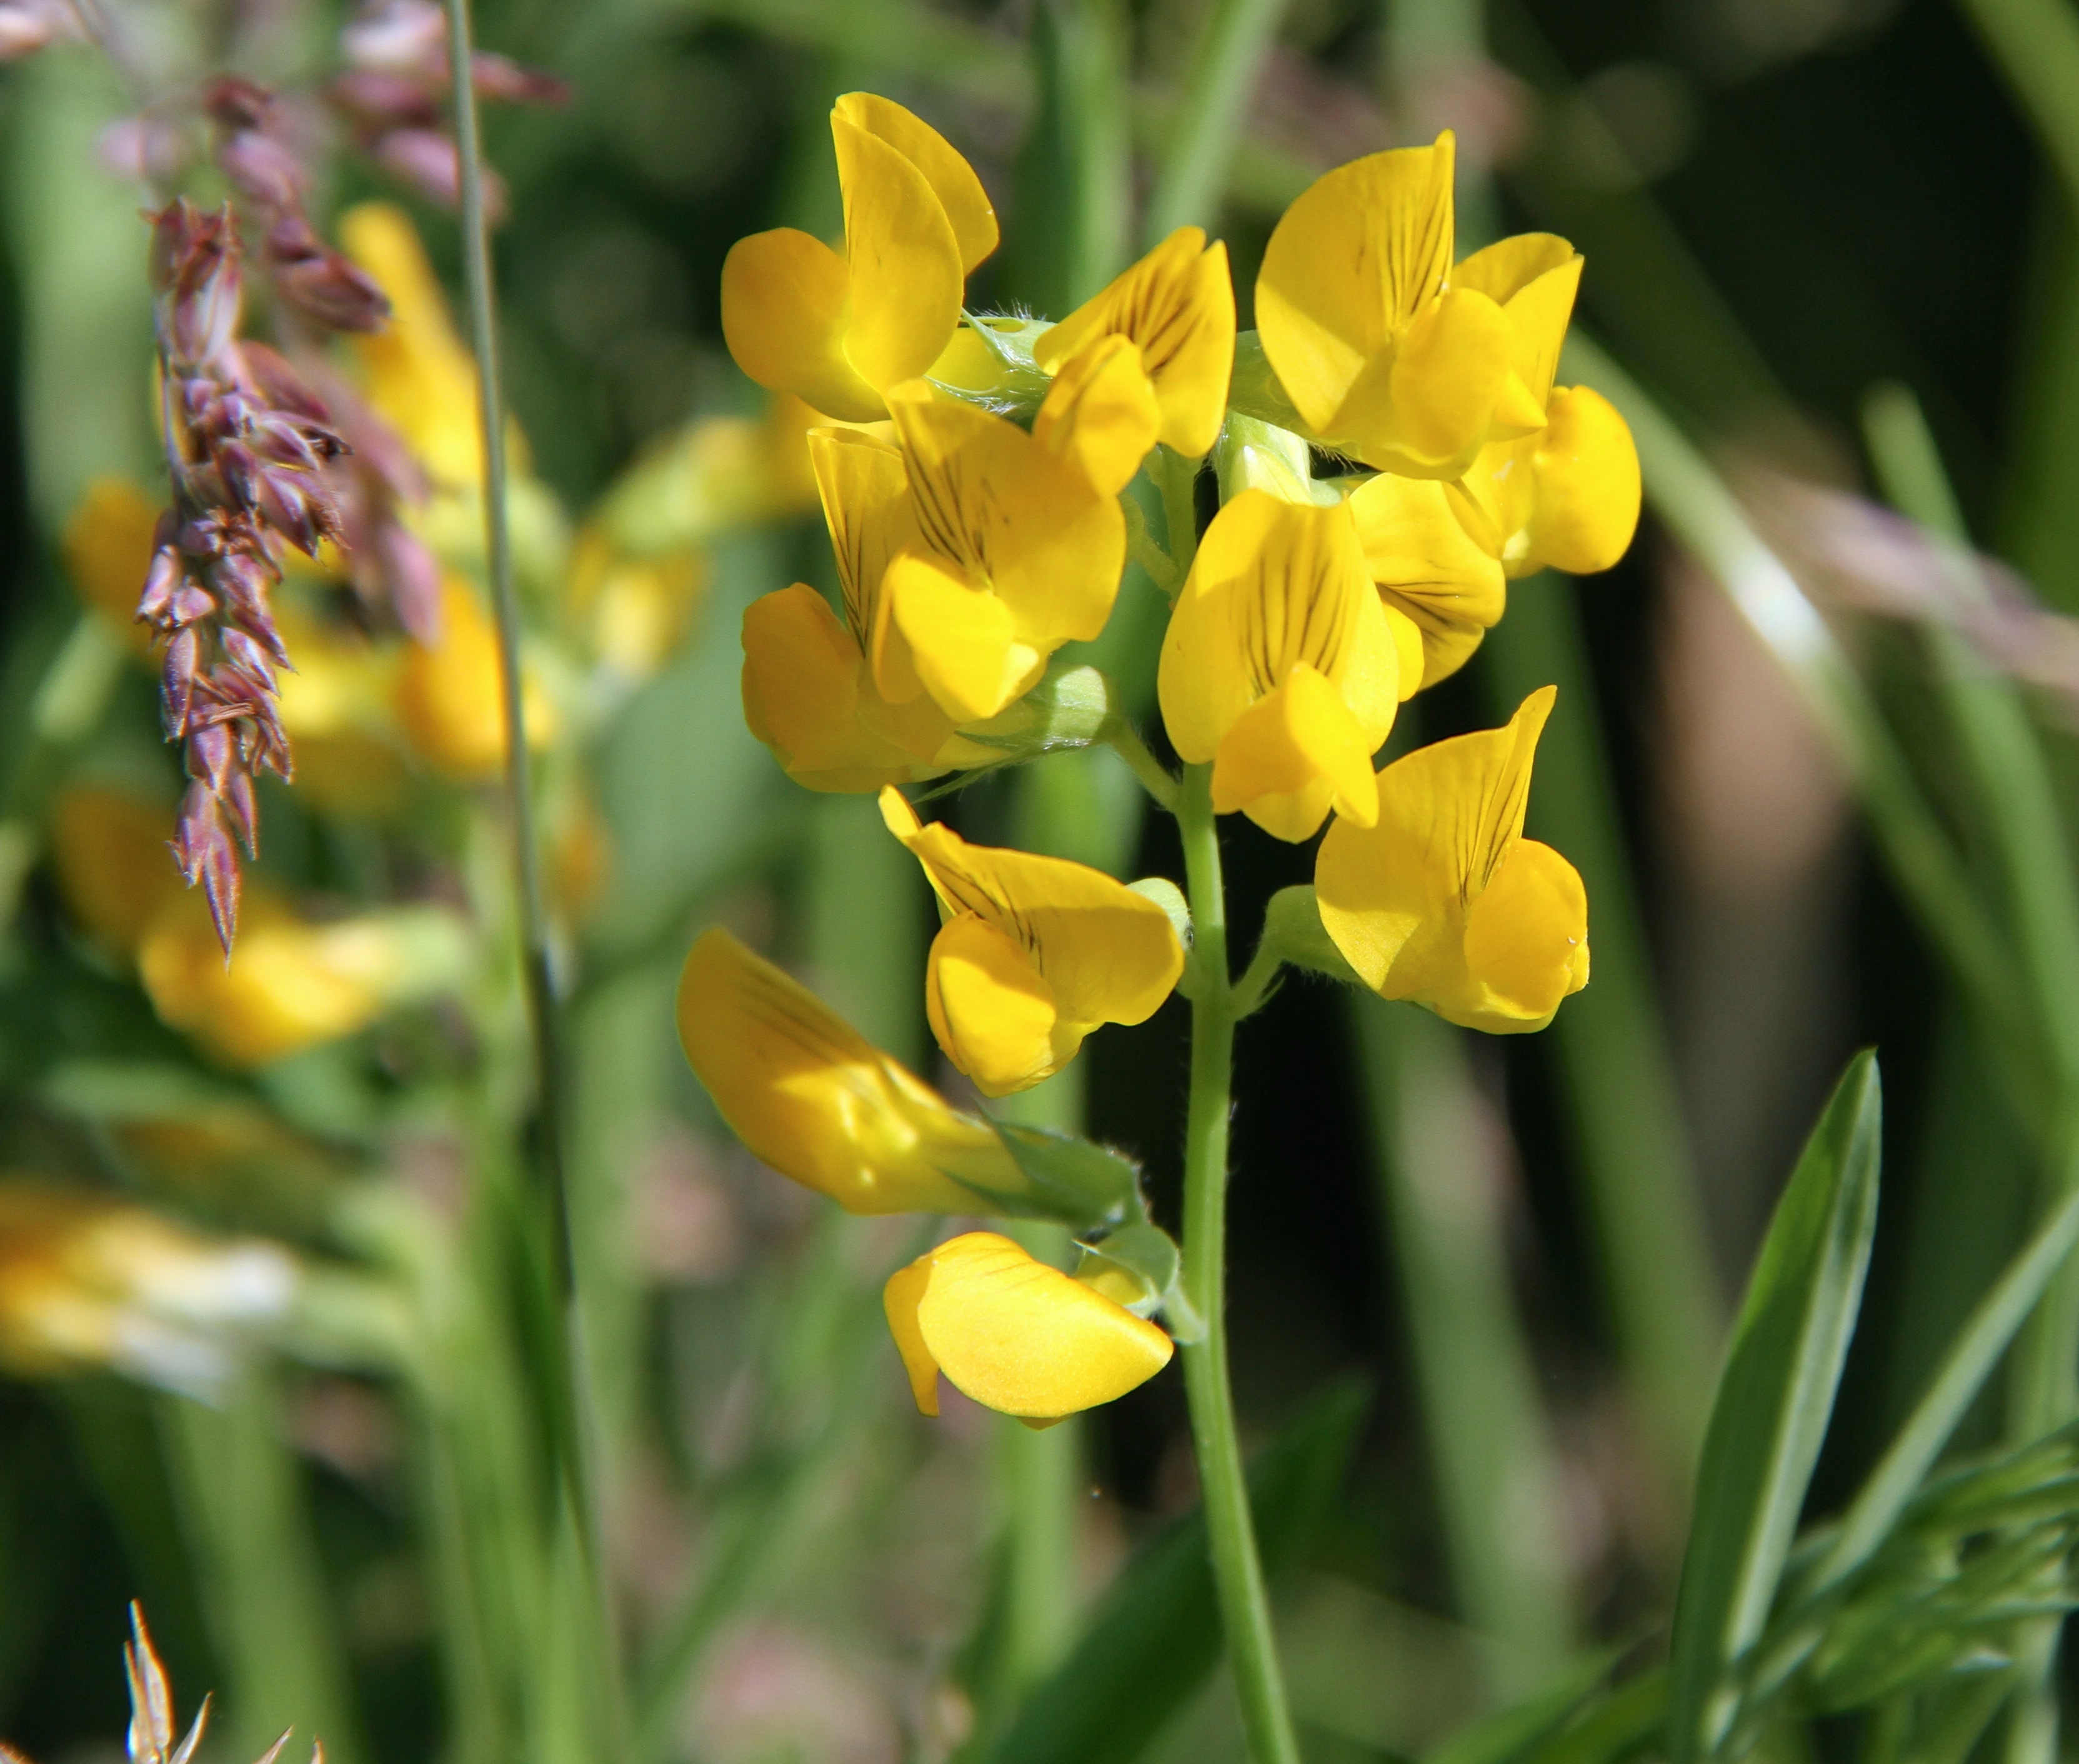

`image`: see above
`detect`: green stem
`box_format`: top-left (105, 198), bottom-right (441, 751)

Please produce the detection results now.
top-left (1143, 0), bottom-right (1290, 242)
top-left (1175, 762), bottom-right (1300, 1764)
top-left (1102, 717), bottom-right (1179, 811)
top-left (1227, 933), bottom-right (1283, 1020)
top-left (1952, 0), bottom-right (2079, 216)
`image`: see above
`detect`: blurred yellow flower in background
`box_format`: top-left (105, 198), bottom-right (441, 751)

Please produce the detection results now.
top-left (0, 1180), bottom-right (295, 1393)
top-left (880, 789), bottom-right (1182, 1096)
top-left (394, 577), bottom-right (557, 778)
top-left (1034, 226), bottom-right (1236, 460)
top-left (51, 786), bottom-right (182, 956)
top-left (676, 928), bottom-right (1032, 1215)
top-left (883, 1230), bottom-right (1173, 1422)
top-left (1315, 686), bottom-right (1590, 1033)
top-left (1159, 490), bottom-right (1417, 840)
top-left (62, 476), bottom-right (159, 654)
top-left (722, 94), bottom-right (998, 422)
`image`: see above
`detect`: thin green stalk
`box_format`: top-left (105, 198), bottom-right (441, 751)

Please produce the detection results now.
top-left (1144, 0), bottom-right (1288, 242)
top-left (1353, 999), bottom-right (1575, 1697)
top-left (1951, 0), bottom-right (2079, 216)
top-left (1176, 762), bottom-right (1300, 1764)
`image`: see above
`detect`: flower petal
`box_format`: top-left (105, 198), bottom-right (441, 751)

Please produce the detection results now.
top-left (927, 912), bottom-right (1066, 1095)
top-left (1347, 473), bottom-right (1508, 688)
top-left (676, 928), bottom-right (1023, 1213)
top-left (1034, 228), bottom-right (1235, 457)
top-left (720, 228), bottom-right (884, 422)
top-left (899, 1230), bottom-right (1175, 1418)
top-left (883, 1258), bottom-right (942, 1413)
top-left (1457, 837), bottom-right (1590, 1031)
top-left (833, 118), bottom-right (966, 395)
top-left (1340, 284), bottom-right (1512, 476)
top-left (810, 426), bottom-right (915, 635)
top-left (834, 92), bottom-right (999, 274)
top-left (884, 551), bottom-right (1039, 722)
top-left (1212, 664), bottom-right (1379, 842)
top-left (1521, 387), bottom-right (1642, 577)
top-left (1032, 334), bottom-right (1162, 497)
top-left (1255, 134), bottom-right (1457, 437)
top-left (1455, 235), bottom-right (1581, 418)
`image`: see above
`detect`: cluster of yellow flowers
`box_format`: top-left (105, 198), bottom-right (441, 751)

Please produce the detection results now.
top-left (692, 97), bottom-right (1637, 1425)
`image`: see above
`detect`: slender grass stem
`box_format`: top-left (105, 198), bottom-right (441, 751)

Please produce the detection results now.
top-left (1176, 762), bottom-right (1299, 1764)
top-left (442, 0), bottom-right (615, 1740)
top-left (1143, 0), bottom-right (1289, 242)
top-left (1102, 717), bottom-right (1179, 811)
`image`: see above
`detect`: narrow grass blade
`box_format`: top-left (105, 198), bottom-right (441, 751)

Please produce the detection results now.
top-left (990, 1377), bottom-right (1369, 1764)
top-left (1665, 1052), bottom-right (1883, 1764)
top-left (1141, 0), bottom-right (1289, 242)
top-left (1812, 1186), bottom-right (2079, 1595)
top-left (1423, 1648), bottom-right (1630, 1764)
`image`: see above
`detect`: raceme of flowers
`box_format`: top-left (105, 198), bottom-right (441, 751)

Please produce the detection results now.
top-left (684, 96), bottom-right (1638, 1425)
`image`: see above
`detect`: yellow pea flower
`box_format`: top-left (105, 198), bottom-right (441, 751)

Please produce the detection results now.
top-left (1345, 472), bottom-right (1507, 689)
top-left (1033, 226), bottom-right (1237, 459)
top-left (1157, 489), bottom-right (1418, 841)
top-left (63, 477), bottom-right (160, 655)
top-left (722, 94), bottom-right (999, 423)
top-left (884, 1230), bottom-right (1174, 1422)
top-left (394, 577), bottom-right (557, 779)
top-left (1029, 333), bottom-right (1162, 496)
top-left (1255, 133), bottom-right (1576, 479)
top-left (1315, 685), bottom-right (1590, 1034)
top-left (568, 527), bottom-right (708, 676)
top-left (139, 889), bottom-right (470, 1068)
top-left (879, 789), bottom-right (1183, 1097)
top-left (340, 202), bottom-right (487, 487)
top-left (878, 381), bottom-right (1125, 722)
top-left (0, 1180), bottom-right (296, 1392)
top-left (51, 787), bottom-right (185, 957)
top-left (272, 602), bottom-right (410, 816)
top-left (1457, 385), bottom-right (1643, 579)
top-left (676, 927), bottom-right (1033, 1215)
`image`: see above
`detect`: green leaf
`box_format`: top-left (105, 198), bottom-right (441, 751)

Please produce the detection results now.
top-left (990, 1377), bottom-right (1369, 1764)
top-left (1422, 1648), bottom-right (1630, 1764)
top-left (1808, 1185), bottom-right (2079, 1597)
top-left (1665, 1052), bottom-right (1883, 1764)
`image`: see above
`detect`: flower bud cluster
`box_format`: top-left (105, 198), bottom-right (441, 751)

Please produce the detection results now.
top-left (142, 199), bottom-right (353, 951)
top-left (329, 0), bottom-right (567, 215)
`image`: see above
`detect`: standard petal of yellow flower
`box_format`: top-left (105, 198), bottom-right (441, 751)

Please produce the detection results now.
top-left (834, 92), bottom-right (999, 272)
top-left (676, 927), bottom-right (1027, 1213)
top-left (1315, 685), bottom-right (1590, 1034)
top-left (339, 202), bottom-right (484, 485)
top-left (722, 96), bottom-right (994, 422)
top-left (395, 578), bottom-right (556, 778)
top-left (1157, 490), bottom-right (1402, 841)
top-left (926, 913), bottom-right (1070, 1096)
top-left (880, 787), bottom-right (1184, 1095)
top-left (1346, 473), bottom-right (1507, 688)
top-left (51, 787), bottom-right (183, 955)
top-left (883, 1230), bottom-right (1174, 1420)
top-left (1030, 334), bottom-right (1162, 496)
top-left (883, 382), bottom-right (1124, 719)
top-left (63, 477), bottom-right (159, 650)
top-left (1452, 233), bottom-right (1582, 432)
top-left (1211, 663), bottom-right (1380, 840)
top-left (1034, 227), bottom-right (1236, 458)
top-left (740, 586), bottom-right (954, 792)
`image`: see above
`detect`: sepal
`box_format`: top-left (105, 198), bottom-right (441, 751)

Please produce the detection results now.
top-left (997, 1122), bottom-right (1146, 1230)
top-left (1262, 884), bottom-right (1363, 985)
top-left (947, 662), bottom-right (1116, 766)
top-left (1074, 1221), bottom-right (1204, 1342)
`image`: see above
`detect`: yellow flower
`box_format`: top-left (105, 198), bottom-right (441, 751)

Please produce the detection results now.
top-left (394, 577), bottom-right (557, 778)
top-left (272, 602), bottom-right (411, 816)
top-left (0, 1180), bottom-right (296, 1392)
top-left (1255, 133), bottom-right (1577, 479)
top-left (1034, 226), bottom-right (1237, 459)
top-left (138, 890), bottom-right (470, 1068)
top-left (568, 527), bottom-right (708, 676)
top-left (592, 396), bottom-right (822, 557)
top-left (63, 477), bottom-right (159, 654)
top-left (676, 927), bottom-right (1035, 1215)
top-left (884, 1230), bottom-right (1173, 1422)
top-left (1029, 334), bottom-right (1162, 496)
top-left (742, 426), bottom-right (974, 791)
top-left (877, 381), bottom-right (1126, 722)
top-left (51, 787), bottom-right (184, 957)
top-left (879, 789), bottom-right (1183, 1096)
top-left (1157, 489), bottom-right (1418, 841)
top-left (1345, 472), bottom-right (1507, 689)
top-left (1315, 686), bottom-right (1590, 1033)
top-left (339, 202), bottom-right (486, 487)
top-left (722, 94), bottom-right (999, 423)
top-left (1457, 385), bottom-right (1642, 578)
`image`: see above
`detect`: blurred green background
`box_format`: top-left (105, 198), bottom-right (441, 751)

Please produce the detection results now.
top-left (0, 0), bottom-right (2074, 1760)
